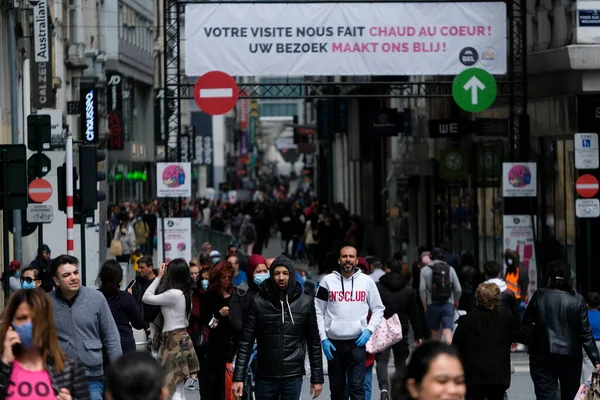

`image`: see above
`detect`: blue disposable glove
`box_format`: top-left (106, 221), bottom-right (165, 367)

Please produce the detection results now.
top-left (355, 329), bottom-right (372, 347)
top-left (322, 339), bottom-right (336, 361)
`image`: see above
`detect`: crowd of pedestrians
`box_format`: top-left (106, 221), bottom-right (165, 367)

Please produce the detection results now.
top-left (2, 193), bottom-right (600, 400)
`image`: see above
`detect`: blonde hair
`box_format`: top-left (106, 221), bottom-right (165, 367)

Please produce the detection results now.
top-left (475, 283), bottom-right (500, 311)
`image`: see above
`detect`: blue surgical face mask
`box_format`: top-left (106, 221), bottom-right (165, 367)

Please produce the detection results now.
top-left (21, 281), bottom-right (35, 289)
top-left (201, 279), bottom-right (209, 291)
top-left (301, 275), bottom-right (307, 283)
top-left (253, 273), bottom-right (270, 286)
top-left (12, 321), bottom-right (34, 349)
top-left (211, 257), bottom-right (220, 265)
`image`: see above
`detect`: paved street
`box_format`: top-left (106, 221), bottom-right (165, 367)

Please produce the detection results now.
top-left (179, 236), bottom-right (536, 399)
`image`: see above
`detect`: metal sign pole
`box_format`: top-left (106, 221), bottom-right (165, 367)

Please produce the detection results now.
top-left (66, 134), bottom-right (74, 256)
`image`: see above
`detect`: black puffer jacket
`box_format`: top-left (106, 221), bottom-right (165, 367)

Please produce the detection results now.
top-left (0, 357), bottom-right (90, 399)
top-left (523, 288), bottom-right (600, 364)
top-left (233, 255), bottom-right (324, 384)
top-left (376, 272), bottom-right (423, 340)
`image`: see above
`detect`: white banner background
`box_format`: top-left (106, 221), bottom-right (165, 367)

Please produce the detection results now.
top-left (185, 2), bottom-right (507, 76)
top-left (503, 215), bottom-right (538, 300)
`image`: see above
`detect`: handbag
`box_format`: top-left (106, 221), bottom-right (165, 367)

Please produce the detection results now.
top-left (365, 313), bottom-right (403, 354)
top-left (225, 363), bottom-right (234, 400)
top-left (110, 239), bottom-right (123, 256)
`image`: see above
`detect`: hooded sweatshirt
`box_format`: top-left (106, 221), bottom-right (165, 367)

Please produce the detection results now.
top-left (315, 269), bottom-right (385, 341)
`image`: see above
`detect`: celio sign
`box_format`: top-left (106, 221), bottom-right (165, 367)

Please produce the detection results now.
top-left (80, 85), bottom-right (98, 143)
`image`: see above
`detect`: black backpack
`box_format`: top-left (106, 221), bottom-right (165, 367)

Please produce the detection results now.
top-left (430, 261), bottom-right (453, 303)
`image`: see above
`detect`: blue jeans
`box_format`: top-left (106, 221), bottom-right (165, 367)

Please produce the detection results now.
top-left (88, 381), bottom-right (104, 400)
top-left (328, 339), bottom-right (367, 400)
top-left (344, 365), bottom-right (373, 400)
top-left (255, 377), bottom-right (303, 400)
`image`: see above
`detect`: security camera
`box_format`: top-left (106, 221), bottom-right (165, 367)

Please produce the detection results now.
top-left (28, 0), bottom-right (40, 6)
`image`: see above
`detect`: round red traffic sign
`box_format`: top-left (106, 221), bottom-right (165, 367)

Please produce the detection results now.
top-left (29, 178), bottom-right (52, 203)
top-left (576, 174), bottom-right (599, 198)
top-left (193, 71), bottom-right (239, 116)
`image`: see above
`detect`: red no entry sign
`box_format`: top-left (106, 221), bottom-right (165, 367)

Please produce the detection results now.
top-left (576, 174), bottom-right (599, 198)
top-left (193, 71), bottom-right (239, 116)
top-left (29, 178), bottom-right (52, 203)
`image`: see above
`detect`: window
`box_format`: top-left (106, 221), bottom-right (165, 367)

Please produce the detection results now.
top-left (68, 0), bottom-right (77, 42)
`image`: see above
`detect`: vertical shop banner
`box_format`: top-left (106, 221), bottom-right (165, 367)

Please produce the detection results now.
top-left (31, 0), bottom-right (55, 108)
top-left (503, 215), bottom-right (538, 299)
top-left (156, 162), bottom-right (192, 197)
top-left (185, 2), bottom-right (507, 76)
top-left (160, 218), bottom-right (193, 263)
top-left (502, 162), bottom-right (537, 197)
top-left (39, 108), bottom-right (65, 148)
top-left (107, 74), bottom-right (124, 150)
top-left (80, 84), bottom-right (98, 144)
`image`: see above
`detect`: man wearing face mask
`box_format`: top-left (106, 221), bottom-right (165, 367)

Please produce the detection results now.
top-left (315, 246), bottom-right (385, 400)
top-left (504, 249), bottom-right (529, 308)
top-left (232, 255), bottom-right (324, 399)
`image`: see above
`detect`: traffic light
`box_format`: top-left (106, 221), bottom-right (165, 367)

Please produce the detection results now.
top-left (56, 163), bottom-right (78, 213)
top-left (79, 145), bottom-right (106, 211)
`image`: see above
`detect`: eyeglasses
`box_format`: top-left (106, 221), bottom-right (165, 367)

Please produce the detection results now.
top-left (20, 277), bottom-right (38, 284)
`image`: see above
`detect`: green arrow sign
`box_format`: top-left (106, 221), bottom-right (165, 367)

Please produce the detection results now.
top-left (452, 68), bottom-right (497, 113)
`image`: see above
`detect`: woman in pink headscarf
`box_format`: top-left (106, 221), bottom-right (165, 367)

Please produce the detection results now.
top-left (229, 255), bottom-right (269, 334)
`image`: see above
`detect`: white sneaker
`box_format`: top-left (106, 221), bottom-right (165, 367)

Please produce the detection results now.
top-left (184, 378), bottom-right (199, 390)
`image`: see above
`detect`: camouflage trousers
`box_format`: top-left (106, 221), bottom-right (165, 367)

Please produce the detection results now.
top-left (158, 328), bottom-right (200, 395)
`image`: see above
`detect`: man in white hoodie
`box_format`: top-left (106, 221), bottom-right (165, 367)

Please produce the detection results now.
top-left (315, 246), bottom-right (385, 400)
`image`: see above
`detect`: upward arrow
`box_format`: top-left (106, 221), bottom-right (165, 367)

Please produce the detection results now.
top-left (463, 76), bottom-right (486, 105)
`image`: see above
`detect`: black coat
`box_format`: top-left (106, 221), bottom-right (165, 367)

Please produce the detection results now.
top-left (229, 282), bottom-right (260, 334)
top-left (233, 255), bottom-right (324, 384)
top-left (376, 272), bottom-right (423, 340)
top-left (131, 276), bottom-right (161, 326)
top-left (0, 357), bottom-right (90, 400)
top-left (453, 308), bottom-right (528, 388)
top-left (523, 288), bottom-right (600, 364)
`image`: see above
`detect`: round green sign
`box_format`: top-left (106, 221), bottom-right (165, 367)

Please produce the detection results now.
top-left (452, 68), bottom-right (497, 113)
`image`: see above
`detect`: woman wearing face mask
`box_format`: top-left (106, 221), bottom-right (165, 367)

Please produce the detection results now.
top-left (392, 341), bottom-right (466, 400)
top-left (229, 255), bottom-right (269, 334)
top-left (188, 266), bottom-right (211, 397)
top-left (20, 266), bottom-right (43, 289)
top-left (0, 289), bottom-right (90, 400)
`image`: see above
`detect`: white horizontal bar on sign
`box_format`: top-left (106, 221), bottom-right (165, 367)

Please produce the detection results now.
top-left (199, 88), bottom-right (233, 98)
top-left (577, 184), bottom-right (599, 189)
top-left (29, 188), bottom-right (52, 193)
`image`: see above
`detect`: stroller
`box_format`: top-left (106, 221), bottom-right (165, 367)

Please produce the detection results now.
top-left (244, 343), bottom-right (258, 400)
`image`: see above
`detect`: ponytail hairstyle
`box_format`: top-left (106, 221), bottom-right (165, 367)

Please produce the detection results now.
top-left (546, 260), bottom-right (573, 292)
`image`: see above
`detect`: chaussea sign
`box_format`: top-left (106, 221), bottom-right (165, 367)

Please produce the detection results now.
top-left (185, 2), bottom-right (507, 77)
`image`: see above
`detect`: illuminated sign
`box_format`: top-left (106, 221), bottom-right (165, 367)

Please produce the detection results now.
top-left (80, 85), bottom-right (98, 143)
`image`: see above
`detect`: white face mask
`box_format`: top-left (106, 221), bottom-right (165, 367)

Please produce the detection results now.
top-left (507, 259), bottom-right (514, 266)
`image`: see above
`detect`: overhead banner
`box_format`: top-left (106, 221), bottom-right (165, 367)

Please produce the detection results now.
top-left (185, 2), bottom-right (507, 76)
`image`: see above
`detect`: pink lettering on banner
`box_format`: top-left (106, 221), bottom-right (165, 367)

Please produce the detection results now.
top-left (328, 290), bottom-right (367, 302)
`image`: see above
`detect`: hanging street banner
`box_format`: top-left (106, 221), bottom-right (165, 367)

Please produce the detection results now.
top-left (156, 162), bottom-right (192, 198)
top-left (503, 215), bottom-right (538, 299)
top-left (185, 2), bottom-right (507, 76)
top-left (107, 73), bottom-right (124, 150)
